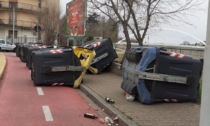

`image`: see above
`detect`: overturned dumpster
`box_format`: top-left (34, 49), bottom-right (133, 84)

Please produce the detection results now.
top-left (121, 47), bottom-right (202, 104)
top-left (19, 43), bottom-right (43, 62)
top-left (26, 45), bottom-right (54, 69)
top-left (84, 38), bottom-right (118, 74)
top-left (31, 47), bottom-right (95, 88)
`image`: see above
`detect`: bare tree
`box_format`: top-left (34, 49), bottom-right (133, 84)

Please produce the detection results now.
top-left (100, 18), bottom-right (118, 42)
top-left (39, 0), bottom-right (60, 44)
top-left (86, 13), bottom-right (118, 42)
top-left (59, 15), bottom-right (68, 46)
top-left (89, 0), bottom-right (202, 51)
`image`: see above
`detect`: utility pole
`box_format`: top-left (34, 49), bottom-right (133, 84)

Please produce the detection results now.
top-left (199, 1), bottom-right (210, 126)
top-left (38, 0), bottom-right (42, 42)
top-left (12, 6), bottom-right (15, 44)
top-left (37, 23), bottom-right (39, 42)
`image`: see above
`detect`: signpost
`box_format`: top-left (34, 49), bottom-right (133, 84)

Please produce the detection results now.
top-left (34, 25), bottom-right (41, 43)
top-left (34, 25), bottom-right (41, 32)
top-left (66, 0), bottom-right (86, 46)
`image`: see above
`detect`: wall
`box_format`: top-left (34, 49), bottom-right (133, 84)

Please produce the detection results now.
top-left (0, 11), bottom-right (7, 19)
top-left (0, 27), bottom-right (6, 39)
top-left (16, 12), bottom-right (37, 29)
top-left (42, 0), bottom-right (60, 7)
top-left (18, 0), bottom-right (39, 5)
top-left (0, 0), bottom-right (60, 43)
top-left (18, 0), bottom-right (40, 11)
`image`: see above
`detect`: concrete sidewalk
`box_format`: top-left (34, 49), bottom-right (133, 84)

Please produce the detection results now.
top-left (81, 70), bottom-right (200, 126)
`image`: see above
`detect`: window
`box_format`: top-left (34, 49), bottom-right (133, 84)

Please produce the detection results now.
top-left (9, 2), bottom-right (17, 8)
top-left (6, 41), bottom-right (12, 45)
top-left (39, 2), bottom-right (41, 8)
top-left (9, 12), bottom-right (13, 24)
top-left (9, 12), bottom-right (17, 24)
top-left (8, 30), bottom-right (18, 38)
top-left (0, 40), bottom-right (5, 44)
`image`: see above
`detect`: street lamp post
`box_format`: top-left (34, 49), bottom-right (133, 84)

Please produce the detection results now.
top-left (199, 1), bottom-right (210, 126)
top-left (12, 6), bottom-right (15, 44)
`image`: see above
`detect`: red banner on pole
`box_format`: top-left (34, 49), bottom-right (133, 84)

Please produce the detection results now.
top-left (66, 0), bottom-right (86, 37)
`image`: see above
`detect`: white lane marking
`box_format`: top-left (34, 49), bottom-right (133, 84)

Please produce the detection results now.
top-left (36, 87), bottom-right (44, 95)
top-left (42, 106), bottom-right (53, 121)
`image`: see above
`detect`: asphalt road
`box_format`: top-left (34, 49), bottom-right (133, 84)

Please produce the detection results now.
top-left (0, 53), bottom-right (104, 126)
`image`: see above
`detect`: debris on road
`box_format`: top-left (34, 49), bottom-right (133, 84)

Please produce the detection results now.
top-left (105, 97), bottom-right (115, 104)
top-left (105, 117), bottom-right (114, 124)
top-left (100, 116), bottom-right (119, 126)
top-left (99, 118), bottom-right (106, 124)
top-left (84, 113), bottom-right (98, 119)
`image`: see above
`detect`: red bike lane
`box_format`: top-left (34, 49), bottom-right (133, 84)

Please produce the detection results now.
top-left (0, 53), bottom-right (103, 126)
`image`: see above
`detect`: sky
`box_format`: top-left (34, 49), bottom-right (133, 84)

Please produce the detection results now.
top-left (60, 0), bottom-right (209, 44)
top-left (60, 0), bottom-right (70, 16)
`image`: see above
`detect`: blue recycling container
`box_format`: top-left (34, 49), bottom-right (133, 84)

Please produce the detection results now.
top-left (121, 47), bottom-right (202, 104)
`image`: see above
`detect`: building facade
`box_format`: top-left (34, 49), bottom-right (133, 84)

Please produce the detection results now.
top-left (0, 0), bottom-right (59, 43)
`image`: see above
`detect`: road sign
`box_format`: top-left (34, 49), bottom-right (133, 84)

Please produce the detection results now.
top-left (34, 25), bottom-right (41, 32)
top-left (66, 0), bottom-right (86, 37)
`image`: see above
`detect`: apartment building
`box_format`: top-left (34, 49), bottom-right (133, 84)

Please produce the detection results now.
top-left (0, 0), bottom-right (59, 43)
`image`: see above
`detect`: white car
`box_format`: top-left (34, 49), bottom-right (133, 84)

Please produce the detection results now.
top-left (0, 39), bottom-right (16, 52)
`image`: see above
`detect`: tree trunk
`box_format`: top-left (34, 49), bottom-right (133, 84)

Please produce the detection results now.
top-left (122, 23), bottom-right (131, 51)
top-left (120, 22), bottom-right (131, 64)
top-left (138, 38), bottom-right (143, 46)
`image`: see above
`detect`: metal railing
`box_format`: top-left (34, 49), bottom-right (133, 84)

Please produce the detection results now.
top-left (0, 19), bottom-right (37, 29)
top-left (6, 37), bottom-right (38, 44)
top-left (0, 1), bottom-right (40, 12)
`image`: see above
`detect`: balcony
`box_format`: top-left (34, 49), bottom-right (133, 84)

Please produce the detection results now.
top-left (0, 1), bottom-right (40, 13)
top-left (0, 19), bottom-right (38, 29)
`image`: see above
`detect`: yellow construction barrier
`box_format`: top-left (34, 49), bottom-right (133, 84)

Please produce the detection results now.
top-left (73, 47), bottom-right (96, 88)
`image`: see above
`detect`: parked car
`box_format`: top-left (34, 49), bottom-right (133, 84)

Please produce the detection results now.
top-left (0, 39), bottom-right (16, 52)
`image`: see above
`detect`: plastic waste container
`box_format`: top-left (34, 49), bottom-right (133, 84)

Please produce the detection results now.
top-left (16, 43), bottom-right (23, 57)
top-left (26, 45), bottom-right (53, 69)
top-left (20, 43), bottom-right (42, 62)
top-left (31, 47), bottom-right (95, 88)
top-left (121, 47), bottom-right (202, 104)
top-left (84, 38), bottom-right (118, 74)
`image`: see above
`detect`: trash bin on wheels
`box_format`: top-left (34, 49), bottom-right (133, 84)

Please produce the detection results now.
top-left (16, 43), bottom-right (23, 57)
top-left (121, 47), bottom-right (203, 104)
top-left (31, 47), bottom-right (95, 88)
top-left (84, 38), bottom-right (118, 74)
top-left (26, 45), bottom-right (53, 69)
top-left (19, 44), bottom-right (28, 62)
top-left (20, 43), bottom-right (42, 63)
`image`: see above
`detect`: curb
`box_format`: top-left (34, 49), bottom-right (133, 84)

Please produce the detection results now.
top-left (0, 53), bottom-right (6, 79)
top-left (80, 84), bottom-right (138, 126)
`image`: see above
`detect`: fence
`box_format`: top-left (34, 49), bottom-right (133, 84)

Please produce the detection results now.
top-left (115, 43), bottom-right (205, 59)
top-left (6, 37), bottom-right (38, 44)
